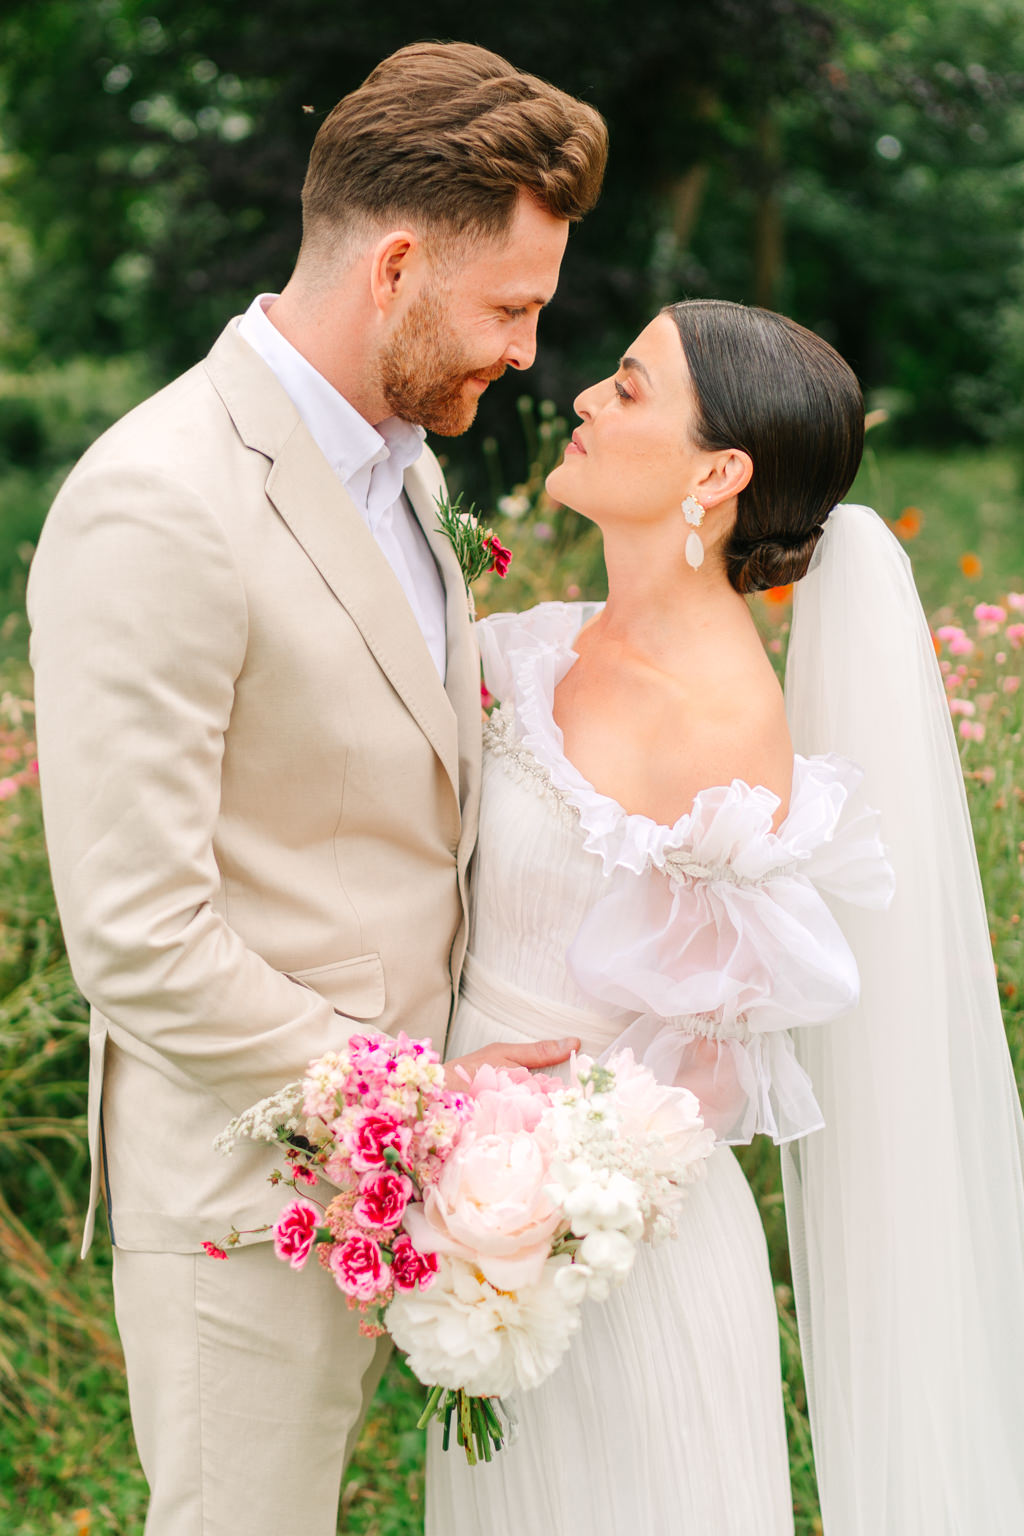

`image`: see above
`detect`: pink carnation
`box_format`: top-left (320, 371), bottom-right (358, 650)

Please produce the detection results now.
top-left (201, 1241), bottom-right (228, 1260)
top-left (390, 1232), bottom-right (439, 1293)
top-left (273, 1200), bottom-right (320, 1270)
top-left (329, 1231), bottom-right (391, 1300)
top-left (345, 1111), bottom-right (412, 1173)
top-left (353, 1169), bottom-right (413, 1230)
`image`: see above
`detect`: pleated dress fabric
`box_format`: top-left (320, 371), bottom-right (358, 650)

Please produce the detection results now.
top-left (426, 611), bottom-right (798, 1536)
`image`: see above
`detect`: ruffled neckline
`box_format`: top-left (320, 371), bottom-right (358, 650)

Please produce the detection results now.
top-left (477, 601), bottom-right (863, 879)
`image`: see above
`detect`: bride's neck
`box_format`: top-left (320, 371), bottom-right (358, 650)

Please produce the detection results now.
top-left (595, 524), bottom-right (748, 660)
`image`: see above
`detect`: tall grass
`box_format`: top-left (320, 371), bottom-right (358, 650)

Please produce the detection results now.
top-left (1, 397), bottom-right (1022, 1533)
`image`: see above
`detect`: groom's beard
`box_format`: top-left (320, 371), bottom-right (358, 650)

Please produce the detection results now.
top-left (378, 288), bottom-right (506, 436)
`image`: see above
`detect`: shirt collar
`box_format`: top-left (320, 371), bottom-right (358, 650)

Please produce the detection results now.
top-left (237, 294), bottom-right (425, 517)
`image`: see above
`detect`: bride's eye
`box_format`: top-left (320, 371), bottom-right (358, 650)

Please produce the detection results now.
top-left (614, 380), bottom-right (633, 402)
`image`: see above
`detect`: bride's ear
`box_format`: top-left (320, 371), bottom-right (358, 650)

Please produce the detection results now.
top-left (698, 448), bottom-right (753, 510)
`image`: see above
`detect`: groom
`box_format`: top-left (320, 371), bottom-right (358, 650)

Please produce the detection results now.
top-left (28, 42), bottom-right (606, 1535)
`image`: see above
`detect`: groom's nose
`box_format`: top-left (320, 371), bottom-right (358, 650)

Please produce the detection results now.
top-left (502, 314), bottom-right (539, 371)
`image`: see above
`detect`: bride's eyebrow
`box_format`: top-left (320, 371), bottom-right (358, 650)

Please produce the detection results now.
top-left (619, 355), bottom-right (652, 385)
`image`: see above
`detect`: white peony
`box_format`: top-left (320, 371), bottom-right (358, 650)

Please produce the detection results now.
top-left (387, 1254), bottom-right (582, 1397)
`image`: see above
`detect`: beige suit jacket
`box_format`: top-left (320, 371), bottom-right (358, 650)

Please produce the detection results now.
top-left (28, 322), bottom-right (482, 1256)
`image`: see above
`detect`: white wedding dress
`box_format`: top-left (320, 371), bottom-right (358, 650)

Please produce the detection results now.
top-left (425, 601), bottom-right (894, 1536)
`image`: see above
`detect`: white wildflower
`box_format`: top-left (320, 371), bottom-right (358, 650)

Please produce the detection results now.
top-left (214, 1081), bottom-right (305, 1154)
top-left (497, 493), bottom-right (530, 520)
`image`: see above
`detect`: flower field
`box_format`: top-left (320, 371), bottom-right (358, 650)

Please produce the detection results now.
top-left (1, 429), bottom-right (1022, 1534)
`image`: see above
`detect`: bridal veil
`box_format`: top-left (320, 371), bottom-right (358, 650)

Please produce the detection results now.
top-left (782, 503), bottom-right (1024, 1532)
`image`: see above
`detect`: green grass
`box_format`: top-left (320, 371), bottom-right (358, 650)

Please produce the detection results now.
top-left (1, 416), bottom-right (1022, 1534)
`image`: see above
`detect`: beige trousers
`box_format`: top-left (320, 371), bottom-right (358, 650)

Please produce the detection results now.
top-left (112, 1243), bottom-right (391, 1535)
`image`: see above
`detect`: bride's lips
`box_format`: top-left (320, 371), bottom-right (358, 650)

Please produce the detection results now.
top-left (564, 430), bottom-right (587, 456)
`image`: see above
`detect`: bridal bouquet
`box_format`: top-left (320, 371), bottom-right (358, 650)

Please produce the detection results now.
top-left (211, 1034), bottom-right (715, 1464)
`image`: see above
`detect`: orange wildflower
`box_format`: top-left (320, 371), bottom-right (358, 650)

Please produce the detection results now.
top-left (960, 553), bottom-right (982, 579)
top-left (931, 631), bottom-right (942, 657)
top-left (763, 584), bottom-right (793, 606)
top-left (893, 507), bottom-right (923, 539)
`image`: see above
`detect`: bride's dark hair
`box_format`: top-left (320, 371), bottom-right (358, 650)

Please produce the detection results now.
top-left (663, 299), bottom-right (864, 594)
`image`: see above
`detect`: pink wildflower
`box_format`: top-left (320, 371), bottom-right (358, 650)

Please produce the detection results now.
top-left (949, 699), bottom-right (976, 717)
top-left (287, 1157), bottom-right (319, 1187)
top-left (936, 626), bottom-right (974, 656)
top-left (1006, 624), bottom-right (1024, 649)
top-left (974, 603), bottom-right (1006, 624)
top-left (1002, 676), bottom-right (1021, 694)
top-left (0, 778), bottom-right (18, 801)
top-left (959, 720), bottom-right (986, 743)
top-left (1008, 593), bottom-right (1024, 611)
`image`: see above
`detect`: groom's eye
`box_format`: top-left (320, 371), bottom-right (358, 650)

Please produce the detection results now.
top-left (503, 307), bottom-right (528, 319)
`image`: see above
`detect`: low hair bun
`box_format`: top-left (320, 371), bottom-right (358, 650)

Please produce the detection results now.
top-left (662, 301), bottom-right (864, 598)
top-left (725, 524), bottom-right (824, 595)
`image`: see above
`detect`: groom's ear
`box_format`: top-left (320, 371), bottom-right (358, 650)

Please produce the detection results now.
top-left (369, 229), bottom-right (423, 316)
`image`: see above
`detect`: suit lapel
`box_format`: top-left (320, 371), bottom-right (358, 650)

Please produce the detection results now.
top-left (404, 457), bottom-right (483, 831)
top-left (205, 323), bottom-right (461, 803)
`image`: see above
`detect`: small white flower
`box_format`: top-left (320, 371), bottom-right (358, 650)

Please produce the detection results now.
top-left (578, 1229), bottom-right (636, 1288)
top-left (497, 493), bottom-right (530, 520)
top-left (214, 1081), bottom-right (305, 1153)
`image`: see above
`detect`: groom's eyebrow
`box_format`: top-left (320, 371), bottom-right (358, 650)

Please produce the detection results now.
top-left (619, 355), bottom-right (652, 383)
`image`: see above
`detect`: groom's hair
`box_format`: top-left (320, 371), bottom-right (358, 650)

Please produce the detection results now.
top-left (300, 42), bottom-right (607, 264)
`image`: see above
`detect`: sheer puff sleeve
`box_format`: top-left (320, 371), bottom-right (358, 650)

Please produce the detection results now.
top-left (477, 603), bottom-right (895, 1146)
top-left (568, 758), bottom-right (895, 1145)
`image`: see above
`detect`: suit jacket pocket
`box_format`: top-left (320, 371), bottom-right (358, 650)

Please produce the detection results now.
top-left (287, 953), bottom-right (386, 1020)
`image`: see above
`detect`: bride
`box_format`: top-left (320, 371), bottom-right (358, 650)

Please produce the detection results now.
top-left (426, 300), bottom-right (1024, 1533)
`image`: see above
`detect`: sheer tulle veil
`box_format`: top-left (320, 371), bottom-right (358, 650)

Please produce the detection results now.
top-left (782, 503), bottom-right (1024, 1532)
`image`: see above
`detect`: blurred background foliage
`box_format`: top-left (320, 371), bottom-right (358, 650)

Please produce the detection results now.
top-left (1, 0), bottom-right (1023, 475)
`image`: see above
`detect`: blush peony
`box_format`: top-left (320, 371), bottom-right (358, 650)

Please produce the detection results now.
top-left (403, 1073), bottom-right (566, 1290)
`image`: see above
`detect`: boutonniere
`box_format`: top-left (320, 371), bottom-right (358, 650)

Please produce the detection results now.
top-left (434, 492), bottom-right (512, 617)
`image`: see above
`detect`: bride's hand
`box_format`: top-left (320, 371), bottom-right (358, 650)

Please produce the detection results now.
top-left (443, 1037), bottom-right (580, 1091)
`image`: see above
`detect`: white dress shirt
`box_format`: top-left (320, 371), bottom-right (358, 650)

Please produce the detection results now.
top-left (237, 294), bottom-right (448, 679)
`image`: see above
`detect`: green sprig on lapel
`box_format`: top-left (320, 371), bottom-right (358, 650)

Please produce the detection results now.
top-left (434, 492), bottom-right (512, 595)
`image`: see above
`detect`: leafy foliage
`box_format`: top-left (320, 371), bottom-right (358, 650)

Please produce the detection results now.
top-left (1, 1), bottom-right (1023, 449)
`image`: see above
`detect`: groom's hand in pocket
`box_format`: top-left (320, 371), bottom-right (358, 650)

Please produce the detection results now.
top-left (444, 1037), bottom-right (580, 1091)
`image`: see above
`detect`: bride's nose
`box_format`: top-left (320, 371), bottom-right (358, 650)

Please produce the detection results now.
top-left (572, 380), bottom-right (600, 421)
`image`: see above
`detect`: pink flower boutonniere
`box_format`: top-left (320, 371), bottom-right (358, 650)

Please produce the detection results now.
top-left (434, 492), bottom-right (513, 616)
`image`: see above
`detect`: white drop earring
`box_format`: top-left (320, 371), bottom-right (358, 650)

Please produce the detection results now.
top-left (682, 495), bottom-right (706, 571)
